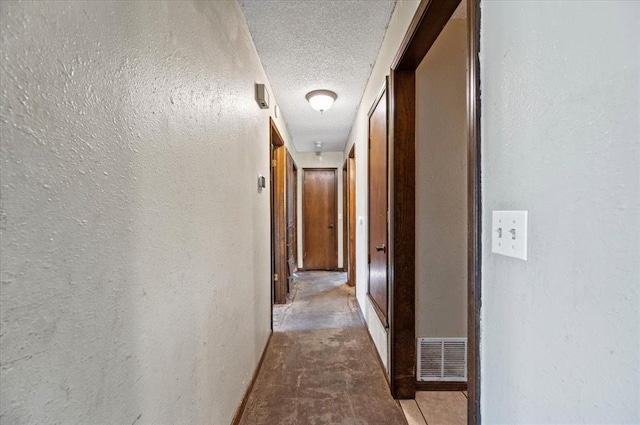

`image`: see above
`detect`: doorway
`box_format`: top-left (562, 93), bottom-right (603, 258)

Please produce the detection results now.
top-left (270, 118), bottom-right (288, 305)
top-left (345, 146), bottom-right (356, 287)
top-left (343, 163), bottom-right (348, 274)
top-left (286, 152), bottom-right (298, 294)
top-left (302, 168), bottom-right (338, 270)
top-left (415, 5), bottom-right (468, 392)
top-left (384, 0), bottom-right (481, 423)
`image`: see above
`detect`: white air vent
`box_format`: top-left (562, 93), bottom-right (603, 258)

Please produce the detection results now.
top-left (417, 338), bottom-right (467, 382)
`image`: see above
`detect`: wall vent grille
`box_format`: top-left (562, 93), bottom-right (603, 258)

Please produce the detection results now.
top-left (417, 338), bottom-right (467, 382)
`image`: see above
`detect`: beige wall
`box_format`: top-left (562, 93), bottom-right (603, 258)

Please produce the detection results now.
top-left (415, 18), bottom-right (468, 339)
top-left (0, 1), bottom-right (294, 423)
top-left (480, 1), bottom-right (639, 422)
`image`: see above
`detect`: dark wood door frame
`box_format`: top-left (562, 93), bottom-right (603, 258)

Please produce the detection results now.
top-left (347, 146), bottom-right (356, 287)
top-left (342, 162), bottom-right (348, 274)
top-left (301, 168), bottom-right (339, 270)
top-left (387, 1), bottom-right (481, 424)
top-left (270, 118), bottom-right (287, 305)
top-left (293, 163), bottom-right (298, 274)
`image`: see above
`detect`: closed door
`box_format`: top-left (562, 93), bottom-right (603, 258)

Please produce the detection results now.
top-left (368, 87), bottom-right (388, 325)
top-left (303, 168), bottom-right (337, 270)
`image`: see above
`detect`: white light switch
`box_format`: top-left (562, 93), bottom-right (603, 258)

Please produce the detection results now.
top-left (492, 211), bottom-right (528, 260)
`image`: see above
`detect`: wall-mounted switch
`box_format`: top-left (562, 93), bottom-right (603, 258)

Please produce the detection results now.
top-left (492, 210), bottom-right (528, 260)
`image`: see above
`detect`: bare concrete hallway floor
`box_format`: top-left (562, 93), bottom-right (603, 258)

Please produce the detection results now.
top-left (238, 271), bottom-right (407, 425)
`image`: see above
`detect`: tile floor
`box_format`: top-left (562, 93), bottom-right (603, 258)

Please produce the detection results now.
top-left (400, 391), bottom-right (467, 425)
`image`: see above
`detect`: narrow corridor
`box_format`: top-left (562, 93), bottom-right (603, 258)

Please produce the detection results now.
top-left (238, 272), bottom-right (407, 424)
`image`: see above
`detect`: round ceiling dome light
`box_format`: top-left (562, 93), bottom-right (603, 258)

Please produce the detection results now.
top-left (305, 90), bottom-right (337, 113)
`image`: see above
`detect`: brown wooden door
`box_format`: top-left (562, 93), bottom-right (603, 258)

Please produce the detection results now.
top-left (303, 168), bottom-right (338, 270)
top-left (368, 87), bottom-right (388, 325)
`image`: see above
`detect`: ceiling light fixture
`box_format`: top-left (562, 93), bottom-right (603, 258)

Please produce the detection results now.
top-left (306, 90), bottom-right (337, 113)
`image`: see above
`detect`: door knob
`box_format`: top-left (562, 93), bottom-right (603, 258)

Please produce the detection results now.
top-left (328, 224), bottom-right (334, 229)
top-left (375, 244), bottom-right (386, 252)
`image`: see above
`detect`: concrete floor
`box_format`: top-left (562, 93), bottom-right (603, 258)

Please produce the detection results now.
top-left (238, 271), bottom-right (407, 425)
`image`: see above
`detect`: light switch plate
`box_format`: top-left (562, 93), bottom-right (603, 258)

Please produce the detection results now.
top-left (492, 211), bottom-right (528, 260)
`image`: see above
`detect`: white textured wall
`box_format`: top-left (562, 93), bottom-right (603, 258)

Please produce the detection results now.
top-left (344, 0), bottom-right (421, 370)
top-left (481, 1), bottom-right (640, 423)
top-left (0, 1), bottom-right (293, 424)
top-left (294, 151), bottom-right (345, 270)
top-left (415, 18), bottom-right (467, 339)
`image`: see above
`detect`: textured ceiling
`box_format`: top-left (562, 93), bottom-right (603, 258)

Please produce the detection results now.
top-left (240, 0), bottom-right (397, 152)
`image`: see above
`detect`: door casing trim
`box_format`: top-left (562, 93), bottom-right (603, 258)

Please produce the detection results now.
top-left (270, 118), bottom-right (287, 305)
top-left (386, 2), bottom-right (481, 425)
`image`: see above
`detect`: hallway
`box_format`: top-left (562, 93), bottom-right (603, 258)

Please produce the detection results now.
top-left (237, 272), bottom-right (406, 424)
top-left (2, 1), bottom-right (638, 424)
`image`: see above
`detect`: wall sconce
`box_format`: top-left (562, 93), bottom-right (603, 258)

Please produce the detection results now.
top-left (306, 90), bottom-right (337, 113)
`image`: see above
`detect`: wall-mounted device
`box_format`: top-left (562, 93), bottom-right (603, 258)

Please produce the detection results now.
top-left (492, 210), bottom-right (528, 260)
top-left (257, 175), bottom-right (266, 192)
top-left (255, 83), bottom-right (269, 109)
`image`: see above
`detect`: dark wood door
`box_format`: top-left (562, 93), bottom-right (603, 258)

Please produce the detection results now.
top-left (368, 87), bottom-right (388, 325)
top-left (303, 168), bottom-right (338, 270)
